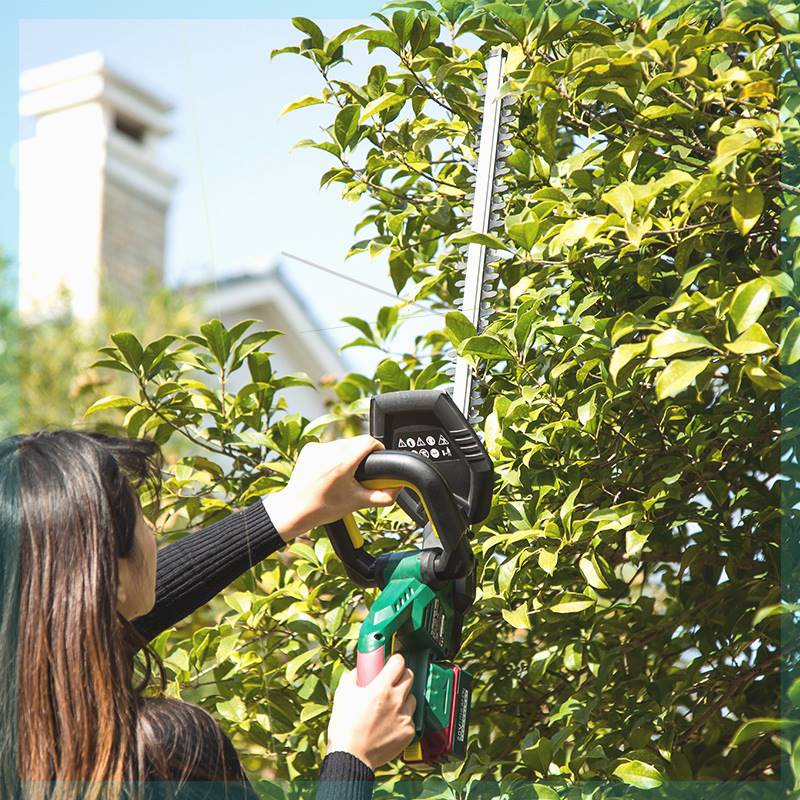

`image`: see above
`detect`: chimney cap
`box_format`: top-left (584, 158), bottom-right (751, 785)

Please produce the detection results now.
top-left (19, 51), bottom-right (174, 135)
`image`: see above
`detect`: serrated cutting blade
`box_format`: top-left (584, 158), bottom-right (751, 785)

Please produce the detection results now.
top-left (451, 49), bottom-right (512, 422)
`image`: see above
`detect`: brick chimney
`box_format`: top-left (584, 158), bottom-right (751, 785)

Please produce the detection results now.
top-left (18, 51), bottom-right (176, 321)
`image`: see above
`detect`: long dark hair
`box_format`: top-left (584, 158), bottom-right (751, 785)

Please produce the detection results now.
top-left (0, 431), bottom-right (241, 800)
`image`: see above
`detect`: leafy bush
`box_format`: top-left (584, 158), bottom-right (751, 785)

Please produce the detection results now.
top-left (95, 1), bottom-right (800, 796)
top-left (0, 257), bottom-right (19, 439)
top-left (0, 261), bottom-right (203, 435)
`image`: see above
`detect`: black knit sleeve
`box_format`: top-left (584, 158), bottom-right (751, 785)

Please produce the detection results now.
top-left (132, 499), bottom-right (284, 643)
top-left (130, 501), bottom-right (376, 800)
top-left (315, 752), bottom-right (375, 800)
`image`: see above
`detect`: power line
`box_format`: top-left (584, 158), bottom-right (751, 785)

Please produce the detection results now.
top-left (281, 251), bottom-right (448, 318)
top-left (295, 311), bottom-right (444, 336)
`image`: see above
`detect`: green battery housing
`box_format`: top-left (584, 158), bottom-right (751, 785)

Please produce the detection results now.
top-left (356, 553), bottom-right (473, 766)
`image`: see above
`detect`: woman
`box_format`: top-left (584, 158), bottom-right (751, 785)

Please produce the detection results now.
top-left (0, 429), bottom-right (416, 800)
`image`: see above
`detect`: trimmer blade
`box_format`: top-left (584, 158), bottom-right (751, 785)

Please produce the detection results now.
top-left (449, 49), bottom-right (515, 422)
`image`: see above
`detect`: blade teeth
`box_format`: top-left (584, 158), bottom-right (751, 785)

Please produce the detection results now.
top-left (466, 174), bottom-right (477, 185)
top-left (469, 390), bottom-right (485, 420)
top-left (494, 167), bottom-right (511, 178)
top-left (491, 198), bottom-right (506, 212)
top-left (455, 279), bottom-right (466, 289)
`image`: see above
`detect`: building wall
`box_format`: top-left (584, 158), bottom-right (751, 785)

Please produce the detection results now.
top-left (100, 175), bottom-right (167, 301)
top-left (18, 103), bottom-right (106, 321)
top-left (214, 303), bottom-right (336, 421)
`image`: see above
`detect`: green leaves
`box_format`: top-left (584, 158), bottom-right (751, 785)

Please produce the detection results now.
top-left (84, 395), bottom-right (136, 416)
top-left (200, 319), bottom-right (229, 367)
top-left (725, 323), bottom-right (774, 354)
top-left (445, 311), bottom-right (477, 345)
top-left (292, 17), bottom-right (325, 49)
top-left (549, 594), bottom-right (595, 614)
top-left (578, 554), bottom-right (608, 590)
top-left (655, 357), bottom-right (711, 399)
top-left (457, 334), bottom-right (510, 361)
top-left (446, 229), bottom-right (511, 251)
top-left (609, 341), bottom-right (648, 383)
top-left (731, 186), bottom-right (765, 234)
top-left (98, 5), bottom-right (796, 788)
top-left (333, 105), bottom-right (362, 150)
top-left (730, 719), bottom-right (800, 747)
top-left (613, 760), bottom-right (664, 790)
top-left (502, 602), bottom-right (531, 629)
top-left (729, 278), bottom-right (772, 333)
top-left (280, 95), bottom-right (323, 116)
top-left (782, 317), bottom-right (800, 365)
top-left (110, 331), bottom-right (143, 371)
top-left (505, 208), bottom-right (540, 250)
top-left (360, 92), bottom-right (406, 122)
top-left (648, 328), bottom-right (717, 358)
top-left (710, 130), bottom-right (761, 172)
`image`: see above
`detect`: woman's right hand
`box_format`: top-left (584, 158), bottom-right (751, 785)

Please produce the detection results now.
top-left (326, 653), bottom-right (417, 771)
top-left (262, 435), bottom-right (401, 543)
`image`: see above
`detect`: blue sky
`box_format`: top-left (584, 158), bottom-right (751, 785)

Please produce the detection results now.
top-left (18, 18), bottom-right (432, 371)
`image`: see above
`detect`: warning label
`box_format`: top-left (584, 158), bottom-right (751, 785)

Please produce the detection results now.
top-left (395, 429), bottom-right (455, 461)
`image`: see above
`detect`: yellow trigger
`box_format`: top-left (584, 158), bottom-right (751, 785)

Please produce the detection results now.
top-left (360, 478), bottom-right (441, 541)
top-left (342, 513), bottom-right (364, 549)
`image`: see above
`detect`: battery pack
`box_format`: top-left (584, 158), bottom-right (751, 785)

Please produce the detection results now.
top-left (403, 664), bottom-right (473, 766)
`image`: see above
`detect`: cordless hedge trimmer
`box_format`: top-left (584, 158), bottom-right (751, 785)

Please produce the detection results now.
top-left (325, 50), bottom-right (514, 768)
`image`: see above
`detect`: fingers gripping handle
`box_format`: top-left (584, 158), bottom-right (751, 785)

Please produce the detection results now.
top-left (325, 451), bottom-right (472, 586)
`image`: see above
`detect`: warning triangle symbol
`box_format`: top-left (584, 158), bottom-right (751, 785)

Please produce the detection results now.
top-left (416, 437), bottom-right (426, 447)
top-left (438, 434), bottom-right (448, 445)
top-left (398, 438), bottom-right (408, 447)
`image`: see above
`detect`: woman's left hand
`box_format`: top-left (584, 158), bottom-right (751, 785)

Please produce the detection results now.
top-left (261, 435), bottom-right (401, 543)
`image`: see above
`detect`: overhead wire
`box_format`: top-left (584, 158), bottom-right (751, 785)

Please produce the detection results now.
top-left (179, 38), bottom-right (455, 352)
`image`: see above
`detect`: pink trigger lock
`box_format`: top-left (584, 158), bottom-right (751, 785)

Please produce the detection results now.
top-left (356, 649), bottom-right (385, 687)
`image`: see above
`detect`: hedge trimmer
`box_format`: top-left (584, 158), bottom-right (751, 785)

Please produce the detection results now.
top-left (324, 50), bottom-right (513, 768)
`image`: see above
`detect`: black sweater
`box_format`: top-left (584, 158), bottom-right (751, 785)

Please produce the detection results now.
top-left (131, 498), bottom-right (375, 800)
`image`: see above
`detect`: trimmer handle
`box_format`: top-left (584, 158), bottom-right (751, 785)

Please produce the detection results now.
top-left (325, 451), bottom-right (472, 587)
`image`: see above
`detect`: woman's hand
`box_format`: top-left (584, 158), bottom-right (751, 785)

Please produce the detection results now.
top-left (262, 435), bottom-right (401, 542)
top-left (326, 654), bottom-right (417, 771)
